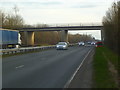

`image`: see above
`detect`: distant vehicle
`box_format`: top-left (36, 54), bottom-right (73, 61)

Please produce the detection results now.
top-left (96, 41), bottom-right (103, 47)
top-left (78, 42), bottom-right (85, 46)
top-left (56, 42), bottom-right (68, 50)
top-left (91, 42), bottom-right (96, 45)
top-left (87, 41), bottom-right (91, 44)
top-left (0, 28), bottom-right (21, 49)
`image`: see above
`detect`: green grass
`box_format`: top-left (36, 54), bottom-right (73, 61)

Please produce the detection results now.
top-left (102, 47), bottom-right (119, 70)
top-left (93, 47), bottom-right (118, 88)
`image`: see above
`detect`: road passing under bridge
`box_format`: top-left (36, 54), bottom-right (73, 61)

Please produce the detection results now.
top-left (16, 25), bottom-right (103, 46)
top-left (3, 46), bottom-right (94, 88)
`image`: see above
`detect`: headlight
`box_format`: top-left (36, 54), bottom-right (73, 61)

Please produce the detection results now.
top-left (56, 46), bottom-right (59, 47)
top-left (63, 46), bottom-right (66, 47)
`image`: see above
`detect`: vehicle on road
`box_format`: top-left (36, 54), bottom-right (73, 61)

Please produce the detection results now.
top-left (91, 42), bottom-right (96, 45)
top-left (96, 41), bottom-right (103, 47)
top-left (0, 28), bottom-right (21, 49)
top-left (78, 42), bottom-right (85, 46)
top-left (56, 42), bottom-right (68, 50)
top-left (87, 41), bottom-right (91, 45)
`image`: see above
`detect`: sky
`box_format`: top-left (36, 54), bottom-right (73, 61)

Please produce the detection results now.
top-left (0, 0), bottom-right (117, 40)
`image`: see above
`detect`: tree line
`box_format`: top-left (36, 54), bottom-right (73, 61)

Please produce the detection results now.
top-left (102, 1), bottom-right (120, 55)
top-left (0, 6), bottom-right (94, 45)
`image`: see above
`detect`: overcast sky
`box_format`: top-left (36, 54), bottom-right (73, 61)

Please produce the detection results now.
top-left (0, 0), bottom-right (117, 40)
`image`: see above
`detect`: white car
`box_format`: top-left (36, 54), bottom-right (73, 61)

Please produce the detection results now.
top-left (78, 42), bottom-right (85, 46)
top-left (91, 42), bottom-right (96, 45)
top-left (56, 42), bottom-right (68, 50)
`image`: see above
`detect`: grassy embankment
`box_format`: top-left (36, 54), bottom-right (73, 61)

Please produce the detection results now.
top-left (93, 46), bottom-right (119, 88)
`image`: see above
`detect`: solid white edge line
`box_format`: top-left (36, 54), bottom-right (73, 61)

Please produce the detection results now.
top-left (64, 48), bottom-right (93, 88)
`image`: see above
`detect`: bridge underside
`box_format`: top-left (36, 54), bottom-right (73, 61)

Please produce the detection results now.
top-left (22, 31), bottom-right (34, 46)
top-left (60, 30), bottom-right (68, 42)
top-left (22, 30), bottom-right (68, 46)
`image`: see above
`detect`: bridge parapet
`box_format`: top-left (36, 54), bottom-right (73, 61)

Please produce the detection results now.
top-left (48, 22), bottom-right (102, 27)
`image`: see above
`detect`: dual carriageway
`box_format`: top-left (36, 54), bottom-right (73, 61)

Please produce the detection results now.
top-left (2, 24), bottom-right (101, 88)
top-left (3, 45), bottom-right (95, 88)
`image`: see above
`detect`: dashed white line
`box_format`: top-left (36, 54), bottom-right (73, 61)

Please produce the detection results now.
top-left (15, 65), bottom-right (24, 69)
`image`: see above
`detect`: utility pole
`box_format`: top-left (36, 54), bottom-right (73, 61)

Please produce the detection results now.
top-left (85, 32), bottom-right (87, 42)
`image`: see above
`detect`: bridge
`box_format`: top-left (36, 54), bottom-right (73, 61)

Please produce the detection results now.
top-left (18, 26), bottom-right (103, 31)
top-left (16, 24), bottom-right (103, 46)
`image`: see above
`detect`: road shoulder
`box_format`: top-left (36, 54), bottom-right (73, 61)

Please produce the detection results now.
top-left (68, 47), bottom-right (95, 88)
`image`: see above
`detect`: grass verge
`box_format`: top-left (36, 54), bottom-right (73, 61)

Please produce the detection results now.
top-left (93, 46), bottom-right (119, 88)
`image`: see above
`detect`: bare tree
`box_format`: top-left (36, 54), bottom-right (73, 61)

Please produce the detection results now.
top-left (0, 10), bottom-right (6, 28)
top-left (2, 5), bottom-right (24, 29)
top-left (102, 1), bottom-right (119, 53)
top-left (13, 5), bottom-right (19, 16)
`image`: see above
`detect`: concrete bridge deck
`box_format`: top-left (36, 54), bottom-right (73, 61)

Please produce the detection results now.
top-left (17, 26), bottom-right (103, 32)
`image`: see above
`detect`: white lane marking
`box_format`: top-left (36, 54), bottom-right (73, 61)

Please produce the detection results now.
top-left (16, 65), bottom-right (24, 69)
top-left (64, 48), bottom-right (93, 88)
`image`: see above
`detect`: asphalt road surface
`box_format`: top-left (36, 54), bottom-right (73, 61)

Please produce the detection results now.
top-left (3, 46), bottom-right (93, 88)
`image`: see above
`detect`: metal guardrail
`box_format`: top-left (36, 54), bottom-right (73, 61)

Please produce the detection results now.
top-left (1, 43), bottom-right (78, 55)
top-left (1, 46), bottom-right (56, 55)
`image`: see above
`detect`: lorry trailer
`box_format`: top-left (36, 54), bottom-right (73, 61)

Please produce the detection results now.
top-left (0, 28), bottom-right (20, 49)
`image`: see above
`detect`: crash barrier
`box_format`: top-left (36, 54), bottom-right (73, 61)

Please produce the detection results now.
top-left (1, 43), bottom-right (77, 55)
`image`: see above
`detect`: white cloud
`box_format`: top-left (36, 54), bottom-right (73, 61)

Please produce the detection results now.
top-left (20, 8), bottom-right (102, 25)
top-left (0, 0), bottom-right (114, 24)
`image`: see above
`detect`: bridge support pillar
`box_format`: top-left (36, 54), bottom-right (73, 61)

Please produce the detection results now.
top-left (60, 30), bottom-right (68, 42)
top-left (23, 31), bottom-right (35, 46)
